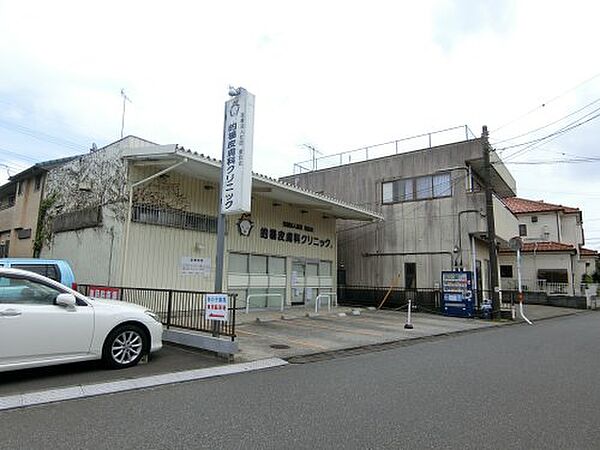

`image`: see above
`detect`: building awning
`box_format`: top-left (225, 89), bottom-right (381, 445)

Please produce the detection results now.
top-left (122, 145), bottom-right (383, 222)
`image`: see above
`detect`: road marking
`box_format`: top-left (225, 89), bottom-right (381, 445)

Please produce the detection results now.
top-left (0, 358), bottom-right (288, 412)
top-left (236, 328), bottom-right (329, 350)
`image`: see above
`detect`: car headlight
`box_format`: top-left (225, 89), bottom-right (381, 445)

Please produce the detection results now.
top-left (145, 310), bottom-right (161, 323)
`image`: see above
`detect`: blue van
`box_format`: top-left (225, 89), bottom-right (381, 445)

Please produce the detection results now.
top-left (0, 258), bottom-right (76, 289)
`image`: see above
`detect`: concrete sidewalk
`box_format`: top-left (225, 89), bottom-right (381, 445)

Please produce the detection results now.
top-left (234, 304), bottom-right (585, 362)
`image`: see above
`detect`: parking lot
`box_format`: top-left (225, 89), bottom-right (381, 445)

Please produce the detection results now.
top-left (0, 343), bottom-right (223, 397)
top-left (234, 307), bottom-right (498, 361)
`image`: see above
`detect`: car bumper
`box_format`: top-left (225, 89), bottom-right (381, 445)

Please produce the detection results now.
top-left (148, 320), bottom-right (163, 353)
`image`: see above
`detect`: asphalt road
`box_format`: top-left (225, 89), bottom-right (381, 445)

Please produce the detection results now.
top-left (2, 312), bottom-right (600, 449)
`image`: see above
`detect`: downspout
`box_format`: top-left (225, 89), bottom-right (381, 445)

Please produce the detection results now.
top-left (471, 234), bottom-right (478, 307)
top-left (570, 252), bottom-right (576, 296)
top-left (119, 158), bottom-right (188, 286)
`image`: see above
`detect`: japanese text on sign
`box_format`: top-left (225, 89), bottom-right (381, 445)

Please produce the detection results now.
top-left (258, 227), bottom-right (332, 248)
top-left (220, 89), bottom-right (255, 215)
top-left (206, 293), bottom-right (229, 322)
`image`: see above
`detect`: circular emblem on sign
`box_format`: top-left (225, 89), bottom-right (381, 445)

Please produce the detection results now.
top-left (229, 99), bottom-right (240, 117)
top-left (237, 214), bottom-right (254, 237)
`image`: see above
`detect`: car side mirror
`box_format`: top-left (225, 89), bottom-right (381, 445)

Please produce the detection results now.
top-left (55, 293), bottom-right (77, 308)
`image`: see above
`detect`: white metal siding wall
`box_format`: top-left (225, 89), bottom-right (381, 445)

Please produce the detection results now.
top-left (41, 209), bottom-right (124, 285)
top-left (125, 168), bottom-right (337, 293)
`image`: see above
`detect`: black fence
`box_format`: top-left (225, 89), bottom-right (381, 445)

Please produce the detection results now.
top-left (77, 284), bottom-right (237, 339)
top-left (339, 285), bottom-right (588, 316)
top-left (338, 286), bottom-right (441, 313)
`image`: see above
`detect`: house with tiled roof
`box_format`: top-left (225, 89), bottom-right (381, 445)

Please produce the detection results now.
top-left (499, 197), bottom-right (598, 296)
top-left (0, 154), bottom-right (83, 257)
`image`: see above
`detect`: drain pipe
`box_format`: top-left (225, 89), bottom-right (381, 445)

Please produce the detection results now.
top-left (120, 158), bottom-right (188, 285)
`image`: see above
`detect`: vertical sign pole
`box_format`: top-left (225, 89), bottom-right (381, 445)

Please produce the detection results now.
top-left (213, 100), bottom-right (229, 338)
top-left (214, 99), bottom-right (229, 295)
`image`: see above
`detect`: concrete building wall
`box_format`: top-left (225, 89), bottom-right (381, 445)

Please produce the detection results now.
top-left (561, 213), bottom-right (583, 246)
top-left (41, 208), bottom-right (124, 285)
top-left (498, 251), bottom-right (575, 292)
top-left (283, 138), bottom-right (518, 289)
top-left (518, 212), bottom-right (559, 242)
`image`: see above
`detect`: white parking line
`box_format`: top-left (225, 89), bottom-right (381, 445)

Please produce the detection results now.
top-left (0, 358), bottom-right (288, 412)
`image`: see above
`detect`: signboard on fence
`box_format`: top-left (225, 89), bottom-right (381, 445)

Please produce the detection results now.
top-left (206, 293), bottom-right (229, 322)
top-left (88, 286), bottom-right (121, 300)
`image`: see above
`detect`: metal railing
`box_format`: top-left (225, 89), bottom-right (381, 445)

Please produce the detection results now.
top-left (502, 279), bottom-right (574, 296)
top-left (78, 284), bottom-right (237, 339)
top-left (314, 294), bottom-right (329, 313)
top-left (245, 293), bottom-right (284, 314)
top-left (293, 125), bottom-right (476, 174)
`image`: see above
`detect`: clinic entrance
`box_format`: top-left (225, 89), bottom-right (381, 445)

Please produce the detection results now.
top-left (291, 258), bottom-right (333, 306)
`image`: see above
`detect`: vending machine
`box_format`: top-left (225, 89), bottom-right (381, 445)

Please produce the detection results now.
top-left (441, 271), bottom-right (474, 318)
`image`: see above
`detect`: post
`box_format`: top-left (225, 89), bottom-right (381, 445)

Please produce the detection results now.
top-left (482, 126), bottom-right (501, 318)
top-left (471, 235), bottom-right (478, 309)
top-left (516, 247), bottom-right (533, 325)
top-left (166, 290), bottom-right (173, 330)
top-left (404, 298), bottom-right (414, 329)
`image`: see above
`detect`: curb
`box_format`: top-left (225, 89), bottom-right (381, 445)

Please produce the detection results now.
top-left (0, 358), bottom-right (288, 413)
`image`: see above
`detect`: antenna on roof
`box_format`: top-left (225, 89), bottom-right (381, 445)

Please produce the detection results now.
top-left (90, 142), bottom-right (98, 153)
top-left (120, 88), bottom-right (132, 138)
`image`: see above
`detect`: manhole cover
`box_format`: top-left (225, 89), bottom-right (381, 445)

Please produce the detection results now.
top-left (270, 344), bottom-right (291, 349)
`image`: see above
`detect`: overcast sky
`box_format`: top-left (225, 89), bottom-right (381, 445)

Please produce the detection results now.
top-left (1, 0), bottom-right (599, 248)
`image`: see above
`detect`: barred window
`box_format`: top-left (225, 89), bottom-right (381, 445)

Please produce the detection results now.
top-left (132, 204), bottom-right (218, 233)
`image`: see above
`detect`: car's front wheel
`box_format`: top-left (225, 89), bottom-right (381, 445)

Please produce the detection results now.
top-left (103, 324), bottom-right (147, 369)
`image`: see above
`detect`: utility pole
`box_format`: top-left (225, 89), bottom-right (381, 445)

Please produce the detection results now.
top-left (482, 125), bottom-right (501, 318)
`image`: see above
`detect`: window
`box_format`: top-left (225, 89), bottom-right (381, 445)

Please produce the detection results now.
top-left (132, 204), bottom-right (218, 234)
top-left (34, 175), bottom-right (43, 191)
top-left (0, 275), bottom-right (64, 305)
top-left (306, 263), bottom-right (319, 277)
top-left (0, 240), bottom-right (9, 258)
top-left (268, 256), bottom-right (286, 275)
top-left (537, 269), bottom-right (568, 283)
top-left (433, 173), bottom-right (452, 197)
top-left (519, 224), bottom-right (527, 237)
top-left (12, 264), bottom-right (60, 282)
top-left (381, 172), bottom-right (452, 204)
top-left (249, 255), bottom-right (267, 274)
top-left (416, 176), bottom-right (432, 200)
top-left (228, 253), bottom-right (248, 273)
top-left (17, 181), bottom-right (23, 195)
top-left (382, 182), bottom-right (393, 203)
top-left (500, 265), bottom-right (513, 278)
top-left (319, 261), bottom-right (332, 277)
top-left (531, 216), bottom-right (538, 223)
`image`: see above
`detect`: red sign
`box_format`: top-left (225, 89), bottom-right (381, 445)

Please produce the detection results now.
top-left (88, 286), bottom-right (121, 300)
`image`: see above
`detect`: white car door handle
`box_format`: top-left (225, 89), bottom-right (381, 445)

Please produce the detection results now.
top-left (0, 309), bottom-right (22, 317)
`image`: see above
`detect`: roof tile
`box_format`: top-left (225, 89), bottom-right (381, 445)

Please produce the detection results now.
top-left (502, 197), bottom-right (580, 214)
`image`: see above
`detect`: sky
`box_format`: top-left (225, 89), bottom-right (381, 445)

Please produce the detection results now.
top-left (1, 0), bottom-right (599, 248)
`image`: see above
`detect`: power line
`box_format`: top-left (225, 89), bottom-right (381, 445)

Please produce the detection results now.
top-left (491, 71), bottom-right (600, 133)
top-left (0, 118), bottom-right (88, 151)
top-left (492, 95), bottom-right (600, 146)
top-left (499, 107), bottom-right (600, 161)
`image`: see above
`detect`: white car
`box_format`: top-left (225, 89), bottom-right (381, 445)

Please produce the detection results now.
top-left (0, 268), bottom-right (162, 373)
